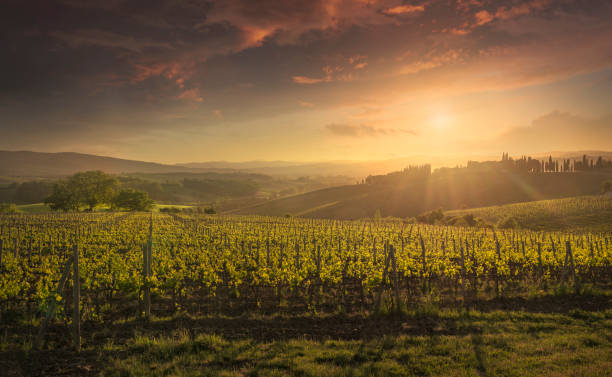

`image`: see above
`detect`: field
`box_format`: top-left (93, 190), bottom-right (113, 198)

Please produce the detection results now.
top-left (1, 205), bottom-right (611, 376)
top-left (13, 203), bottom-right (195, 214)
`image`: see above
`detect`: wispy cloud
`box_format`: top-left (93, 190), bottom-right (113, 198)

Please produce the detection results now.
top-left (292, 76), bottom-right (327, 84)
top-left (382, 4), bottom-right (425, 16)
top-left (298, 100), bottom-right (315, 108)
top-left (399, 49), bottom-right (463, 75)
top-left (50, 29), bottom-right (173, 52)
top-left (325, 123), bottom-right (416, 137)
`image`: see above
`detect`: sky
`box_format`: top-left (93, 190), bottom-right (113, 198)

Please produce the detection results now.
top-left (1, 0), bottom-right (612, 164)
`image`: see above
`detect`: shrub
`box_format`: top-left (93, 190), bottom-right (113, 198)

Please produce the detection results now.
top-left (462, 213), bottom-right (477, 227)
top-left (112, 189), bottom-right (153, 211)
top-left (160, 207), bottom-right (181, 213)
top-left (416, 209), bottom-right (444, 224)
top-left (498, 216), bottom-right (519, 229)
top-left (0, 203), bottom-right (19, 214)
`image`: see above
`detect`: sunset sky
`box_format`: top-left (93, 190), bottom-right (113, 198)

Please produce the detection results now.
top-left (2, 0), bottom-right (612, 163)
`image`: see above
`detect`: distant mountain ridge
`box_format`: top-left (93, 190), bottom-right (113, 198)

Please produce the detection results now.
top-left (2, 150), bottom-right (612, 180)
top-left (0, 151), bottom-right (199, 178)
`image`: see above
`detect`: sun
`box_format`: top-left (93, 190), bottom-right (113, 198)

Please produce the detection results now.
top-left (431, 112), bottom-right (451, 130)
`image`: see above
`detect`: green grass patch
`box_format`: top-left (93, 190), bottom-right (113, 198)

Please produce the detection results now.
top-left (7, 304), bottom-right (611, 377)
top-left (15, 203), bottom-right (51, 213)
top-left (153, 203), bottom-right (195, 211)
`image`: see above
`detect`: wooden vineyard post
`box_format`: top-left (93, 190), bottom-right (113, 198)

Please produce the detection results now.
top-left (34, 257), bottom-right (73, 350)
top-left (460, 243), bottom-right (467, 303)
top-left (315, 244), bottom-right (321, 310)
top-left (143, 215), bottom-right (153, 318)
top-left (375, 243), bottom-right (392, 313)
top-left (143, 244), bottom-right (151, 318)
top-left (372, 239), bottom-right (377, 265)
top-left (266, 239), bottom-right (270, 267)
top-left (73, 244), bottom-right (80, 352)
top-left (341, 250), bottom-right (351, 313)
top-left (537, 242), bottom-right (543, 280)
top-left (565, 241), bottom-right (579, 292)
top-left (316, 245), bottom-right (321, 277)
top-left (419, 236), bottom-right (427, 294)
top-left (295, 242), bottom-right (300, 271)
top-left (390, 245), bottom-right (401, 314)
top-left (494, 236), bottom-right (501, 298)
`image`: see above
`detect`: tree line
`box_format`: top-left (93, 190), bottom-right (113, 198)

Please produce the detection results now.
top-left (359, 153), bottom-right (612, 191)
top-left (492, 153), bottom-right (612, 173)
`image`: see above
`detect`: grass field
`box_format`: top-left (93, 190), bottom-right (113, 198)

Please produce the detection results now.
top-left (14, 203), bottom-right (51, 213)
top-left (153, 204), bottom-right (195, 211)
top-left (5, 290), bottom-right (611, 376)
top-left (13, 203), bottom-right (195, 213)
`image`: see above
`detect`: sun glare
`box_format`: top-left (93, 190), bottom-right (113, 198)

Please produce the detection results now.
top-left (431, 112), bottom-right (451, 130)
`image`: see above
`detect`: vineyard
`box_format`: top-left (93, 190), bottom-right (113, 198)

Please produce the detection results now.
top-left (1, 212), bottom-right (611, 338)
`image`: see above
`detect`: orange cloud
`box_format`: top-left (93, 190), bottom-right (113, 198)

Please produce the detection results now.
top-left (241, 25), bottom-right (277, 48)
top-left (177, 88), bottom-right (203, 103)
top-left (474, 10), bottom-right (494, 26)
top-left (382, 4), bottom-right (425, 15)
top-left (400, 49), bottom-right (462, 75)
top-left (292, 76), bottom-right (327, 84)
top-left (495, 0), bottom-right (551, 20)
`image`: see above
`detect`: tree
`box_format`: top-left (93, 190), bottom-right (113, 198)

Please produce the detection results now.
top-left (14, 181), bottom-right (53, 204)
top-left (112, 189), bottom-right (153, 211)
top-left (71, 171), bottom-right (118, 211)
top-left (602, 180), bottom-right (612, 194)
top-left (45, 171), bottom-right (118, 212)
top-left (45, 180), bottom-right (81, 212)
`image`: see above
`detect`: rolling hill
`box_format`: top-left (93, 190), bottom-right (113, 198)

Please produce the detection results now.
top-left (228, 169), bottom-right (612, 219)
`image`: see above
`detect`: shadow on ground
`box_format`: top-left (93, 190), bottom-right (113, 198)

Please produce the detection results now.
top-left (1, 292), bottom-right (610, 376)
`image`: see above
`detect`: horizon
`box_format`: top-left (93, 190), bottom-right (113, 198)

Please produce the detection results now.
top-left (3, 148), bottom-right (612, 169)
top-left (2, 1), bottom-right (612, 163)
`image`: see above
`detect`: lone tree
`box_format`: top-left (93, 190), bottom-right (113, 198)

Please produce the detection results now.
top-left (112, 189), bottom-right (153, 211)
top-left (71, 171), bottom-right (118, 211)
top-left (45, 171), bottom-right (118, 211)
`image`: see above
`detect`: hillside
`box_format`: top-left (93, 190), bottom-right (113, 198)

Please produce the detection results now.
top-left (229, 169), bottom-right (612, 219)
top-left (446, 195), bottom-right (612, 232)
top-left (0, 151), bottom-right (201, 178)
